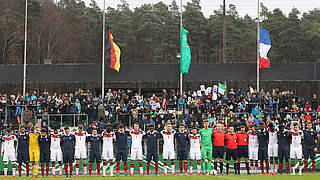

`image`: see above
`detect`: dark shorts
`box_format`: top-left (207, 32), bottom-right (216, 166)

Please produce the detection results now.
top-left (237, 145), bottom-right (249, 158)
top-left (63, 151), bottom-right (74, 163)
top-left (89, 151), bottom-right (101, 163)
top-left (17, 151), bottom-right (30, 164)
top-left (146, 151), bottom-right (159, 162)
top-left (225, 148), bottom-right (237, 161)
top-left (304, 147), bottom-right (316, 160)
top-left (116, 149), bottom-right (127, 162)
top-left (213, 146), bottom-right (225, 159)
top-left (177, 151), bottom-right (188, 161)
top-left (258, 147), bottom-right (268, 160)
top-left (278, 147), bottom-right (290, 160)
top-left (40, 151), bottom-right (50, 163)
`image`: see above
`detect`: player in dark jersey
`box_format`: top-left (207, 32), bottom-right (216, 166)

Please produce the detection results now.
top-left (114, 123), bottom-right (130, 176)
top-left (17, 126), bottom-right (30, 177)
top-left (86, 128), bottom-right (102, 176)
top-left (303, 122), bottom-right (318, 174)
top-left (174, 124), bottom-right (190, 175)
top-left (277, 125), bottom-right (290, 174)
top-left (61, 127), bottom-right (76, 177)
top-left (257, 122), bottom-right (269, 175)
top-left (144, 124), bottom-right (162, 176)
top-left (38, 128), bottom-right (51, 178)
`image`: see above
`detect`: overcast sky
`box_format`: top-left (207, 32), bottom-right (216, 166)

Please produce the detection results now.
top-left (84, 0), bottom-right (320, 17)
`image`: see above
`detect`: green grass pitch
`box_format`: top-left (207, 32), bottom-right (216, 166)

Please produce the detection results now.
top-left (0, 174), bottom-right (319, 180)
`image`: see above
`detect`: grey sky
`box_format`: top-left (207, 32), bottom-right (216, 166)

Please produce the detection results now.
top-left (84, 0), bottom-right (320, 18)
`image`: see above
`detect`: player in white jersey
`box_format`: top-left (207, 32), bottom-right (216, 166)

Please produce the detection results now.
top-left (50, 127), bottom-right (63, 177)
top-left (161, 122), bottom-right (176, 176)
top-left (129, 122), bottom-right (145, 176)
top-left (74, 125), bottom-right (88, 176)
top-left (188, 126), bottom-right (202, 176)
top-left (290, 123), bottom-right (303, 175)
top-left (102, 126), bottom-right (115, 176)
top-left (1, 128), bottom-right (17, 177)
top-left (248, 125), bottom-right (259, 174)
top-left (267, 123), bottom-right (278, 174)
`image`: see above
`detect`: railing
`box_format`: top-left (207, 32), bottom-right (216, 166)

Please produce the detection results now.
top-left (45, 113), bottom-right (88, 128)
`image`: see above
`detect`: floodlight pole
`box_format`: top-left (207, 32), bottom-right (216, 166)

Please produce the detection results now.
top-left (23, 0), bottom-right (28, 97)
top-left (257, 0), bottom-right (260, 92)
top-left (102, 0), bottom-right (106, 99)
top-left (180, 0), bottom-right (183, 96)
top-left (223, 0), bottom-right (227, 63)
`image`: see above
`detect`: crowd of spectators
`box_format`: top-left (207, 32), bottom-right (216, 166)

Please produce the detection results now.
top-left (1, 87), bottom-right (320, 133)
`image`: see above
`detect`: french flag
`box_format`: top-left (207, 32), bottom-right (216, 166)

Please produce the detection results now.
top-left (259, 28), bottom-right (271, 69)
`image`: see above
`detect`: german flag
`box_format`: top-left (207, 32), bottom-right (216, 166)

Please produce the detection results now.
top-left (106, 28), bottom-right (121, 72)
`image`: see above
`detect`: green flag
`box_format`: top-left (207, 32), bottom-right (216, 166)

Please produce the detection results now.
top-left (180, 25), bottom-right (191, 74)
top-left (218, 83), bottom-right (227, 94)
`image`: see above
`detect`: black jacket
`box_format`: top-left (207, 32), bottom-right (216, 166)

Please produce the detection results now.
top-left (61, 134), bottom-right (75, 152)
top-left (39, 135), bottom-right (51, 152)
top-left (114, 131), bottom-right (130, 150)
top-left (17, 133), bottom-right (29, 153)
top-left (144, 131), bottom-right (161, 153)
top-left (86, 135), bottom-right (102, 153)
top-left (303, 130), bottom-right (319, 148)
top-left (174, 130), bottom-right (189, 152)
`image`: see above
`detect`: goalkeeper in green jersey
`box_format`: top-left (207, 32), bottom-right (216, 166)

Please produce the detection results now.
top-left (199, 119), bottom-right (214, 175)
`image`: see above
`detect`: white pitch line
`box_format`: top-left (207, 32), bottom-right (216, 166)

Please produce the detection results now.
top-left (216, 176), bottom-right (249, 180)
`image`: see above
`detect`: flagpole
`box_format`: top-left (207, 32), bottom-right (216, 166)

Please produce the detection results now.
top-left (23, 0), bottom-right (28, 97)
top-left (180, 0), bottom-right (183, 96)
top-left (256, 0), bottom-right (260, 92)
top-left (102, 0), bottom-right (106, 99)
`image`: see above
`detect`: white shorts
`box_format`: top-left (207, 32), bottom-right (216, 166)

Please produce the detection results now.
top-left (189, 149), bottom-right (201, 160)
top-left (249, 147), bottom-right (258, 160)
top-left (102, 149), bottom-right (114, 160)
top-left (3, 152), bottom-right (16, 162)
top-left (50, 149), bottom-right (63, 162)
top-left (268, 145), bottom-right (278, 157)
top-left (75, 147), bottom-right (87, 159)
top-left (130, 148), bottom-right (143, 160)
top-left (163, 149), bottom-right (175, 160)
top-left (290, 147), bottom-right (302, 159)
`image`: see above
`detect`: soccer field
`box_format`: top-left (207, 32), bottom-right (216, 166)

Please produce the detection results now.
top-left (0, 174), bottom-right (319, 180)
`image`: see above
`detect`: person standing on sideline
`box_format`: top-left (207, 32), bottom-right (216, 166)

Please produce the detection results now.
top-left (74, 125), bottom-right (88, 177)
top-left (38, 128), bottom-right (51, 178)
top-left (16, 126), bottom-right (30, 177)
top-left (175, 124), bottom-right (189, 175)
top-left (303, 122), bottom-right (318, 174)
top-left (50, 127), bottom-right (63, 177)
top-left (102, 126), bottom-right (115, 176)
top-left (129, 122), bottom-right (145, 176)
top-left (257, 122), bottom-right (269, 175)
top-left (161, 122), bottom-right (176, 176)
top-left (236, 125), bottom-right (250, 175)
top-left (199, 119), bottom-right (213, 175)
top-left (29, 125), bottom-right (40, 177)
top-left (144, 124), bottom-right (161, 176)
top-left (1, 128), bottom-right (17, 178)
top-left (114, 123), bottom-right (130, 176)
top-left (61, 127), bottom-right (76, 177)
top-left (188, 126), bottom-right (202, 176)
top-left (86, 128), bottom-right (102, 176)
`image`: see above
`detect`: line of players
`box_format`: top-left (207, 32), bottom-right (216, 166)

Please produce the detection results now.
top-left (0, 119), bottom-right (318, 177)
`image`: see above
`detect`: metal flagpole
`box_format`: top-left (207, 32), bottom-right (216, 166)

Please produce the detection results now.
top-left (257, 0), bottom-right (260, 92)
top-left (102, 0), bottom-right (106, 98)
top-left (180, 0), bottom-right (183, 96)
top-left (222, 0), bottom-right (227, 63)
top-left (23, 0), bottom-right (28, 97)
